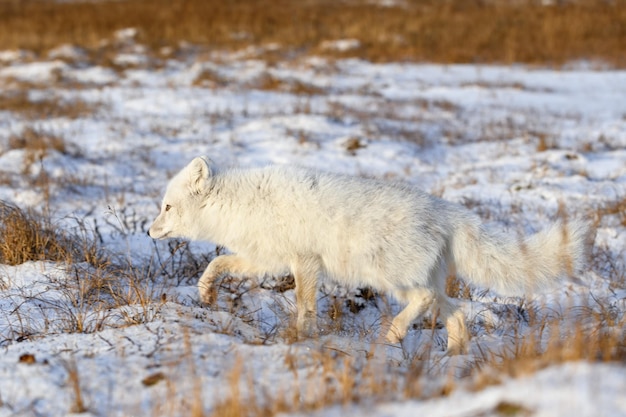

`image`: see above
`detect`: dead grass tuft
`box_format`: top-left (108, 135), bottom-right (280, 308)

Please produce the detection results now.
top-left (595, 195), bottom-right (626, 227)
top-left (253, 72), bottom-right (324, 95)
top-left (210, 347), bottom-right (396, 417)
top-left (8, 127), bottom-right (73, 173)
top-left (0, 201), bottom-right (176, 339)
top-left (193, 68), bottom-right (229, 89)
top-left (493, 401), bottom-right (532, 416)
top-left (64, 359), bottom-right (89, 414)
top-left (0, 91), bottom-right (102, 120)
top-left (8, 127), bottom-right (66, 155)
top-left (446, 274), bottom-right (472, 300)
top-left (0, 201), bottom-right (104, 267)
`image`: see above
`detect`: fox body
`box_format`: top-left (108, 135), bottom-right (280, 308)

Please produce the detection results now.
top-left (149, 156), bottom-right (588, 354)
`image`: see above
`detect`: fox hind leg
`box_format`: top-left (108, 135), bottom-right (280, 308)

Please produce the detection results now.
top-left (385, 286), bottom-right (469, 355)
top-left (438, 253), bottom-right (470, 355)
top-left (385, 287), bottom-right (435, 344)
top-left (436, 292), bottom-right (469, 355)
top-left (386, 256), bottom-right (469, 355)
top-left (434, 256), bottom-right (469, 354)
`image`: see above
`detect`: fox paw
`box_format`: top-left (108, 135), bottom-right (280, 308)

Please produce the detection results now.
top-left (198, 285), bottom-right (217, 305)
top-left (384, 329), bottom-right (404, 344)
top-left (445, 339), bottom-right (470, 356)
top-left (297, 318), bottom-right (318, 339)
top-left (444, 346), bottom-right (466, 356)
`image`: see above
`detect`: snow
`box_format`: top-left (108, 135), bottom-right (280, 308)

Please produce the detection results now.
top-left (303, 363), bottom-right (626, 417)
top-left (0, 60), bottom-right (68, 84)
top-left (320, 39), bottom-right (361, 52)
top-left (0, 35), bottom-right (625, 416)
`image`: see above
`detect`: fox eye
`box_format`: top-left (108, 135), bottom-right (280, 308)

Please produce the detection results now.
top-left (165, 204), bottom-right (172, 212)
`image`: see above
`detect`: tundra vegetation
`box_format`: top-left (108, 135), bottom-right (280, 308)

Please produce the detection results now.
top-left (0, 1), bottom-right (624, 416)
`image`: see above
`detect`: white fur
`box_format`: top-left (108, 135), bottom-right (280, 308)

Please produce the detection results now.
top-left (149, 156), bottom-right (589, 354)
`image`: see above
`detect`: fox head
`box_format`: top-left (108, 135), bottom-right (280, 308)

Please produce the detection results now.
top-left (148, 156), bottom-right (213, 240)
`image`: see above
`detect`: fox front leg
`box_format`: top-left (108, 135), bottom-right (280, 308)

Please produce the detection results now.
top-left (197, 262), bottom-right (220, 305)
top-left (198, 254), bottom-right (261, 304)
top-left (292, 254), bottom-right (322, 338)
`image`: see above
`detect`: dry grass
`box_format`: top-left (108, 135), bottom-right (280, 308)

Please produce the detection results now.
top-left (0, 0), bottom-right (624, 67)
top-left (209, 347), bottom-right (395, 417)
top-left (8, 128), bottom-right (67, 156)
top-left (64, 359), bottom-right (89, 414)
top-left (0, 201), bottom-right (103, 267)
top-left (205, 306), bottom-right (625, 417)
top-left (0, 91), bottom-right (101, 120)
top-left (595, 195), bottom-right (626, 227)
top-left (7, 127), bottom-right (79, 176)
top-left (0, 202), bottom-right (171, 338)
top-left (253, 72), bottom-right (325, 95)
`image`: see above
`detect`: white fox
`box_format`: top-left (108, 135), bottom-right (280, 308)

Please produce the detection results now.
top-left (148, 156), bottom-right (589, 354)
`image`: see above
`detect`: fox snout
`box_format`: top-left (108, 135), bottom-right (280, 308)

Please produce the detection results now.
top-left (147, 224), bottom-right (160, 239)
top-left (148, 226), bottom-right (167, 239)
top-left (148, 215), bottom-right (167, 239)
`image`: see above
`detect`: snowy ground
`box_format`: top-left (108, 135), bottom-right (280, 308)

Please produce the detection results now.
top-left (0, 32), bottom-right (625, 416)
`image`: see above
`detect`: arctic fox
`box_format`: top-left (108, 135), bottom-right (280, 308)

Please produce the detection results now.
top-left (148, 156), bottom-right (589, 354)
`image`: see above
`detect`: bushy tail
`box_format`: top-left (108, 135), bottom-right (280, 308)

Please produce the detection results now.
top-left (451, 217), bottom-right (590, 296)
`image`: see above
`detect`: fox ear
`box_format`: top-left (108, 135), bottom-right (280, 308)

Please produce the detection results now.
top-left (187, 156), bottom-right (213, 194)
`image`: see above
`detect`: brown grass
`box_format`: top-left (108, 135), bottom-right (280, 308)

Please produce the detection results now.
top-left (207, 306), bottom-right (625, 417)
top-left (0, 0), bottom-right (624, 66)
top-left (2, 127), bottom-right (86, 201)
top-left (595, 195), bottom-right (626, 227)
top-left (0, 201), bottom-right (104, 267)
top-left (64, 359), bottom-right (89, 414)
top-left (0, 201), bottom-right (175, 337)
top-left (8, 127), bottom-right (70, 172)
top-left (0, 91), bottom-right (101, 120)
top-left (210, 347), bottom-right (394, 417)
